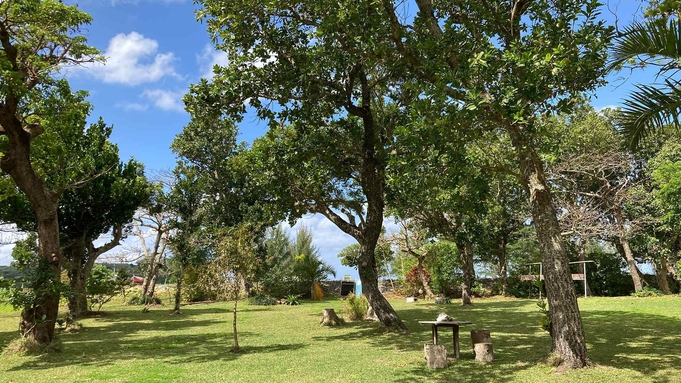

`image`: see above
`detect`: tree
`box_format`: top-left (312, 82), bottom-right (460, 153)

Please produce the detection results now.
top-left (1, 120), bottom-right (150, 317)
top-left (381, 0), bottom-right (612, 367)
top-left (167, 165), bottom-right (208, 313)
top-left (133, 188), bottom-right (174, 301)
top-left (200, 225), bottom-right (259, 352)
top-left (195, 0), bottom-right (413, 331)
top-left (0, 0), bottom-right (100, 343)
top-left (291, 226), bottom-right (335, 298)
top-left (85, 264), bottom-right (117, 312)
top-left (390, 221), bottom-right (435, 299)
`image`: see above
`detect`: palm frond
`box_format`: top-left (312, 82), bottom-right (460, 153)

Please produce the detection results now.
top-left (619, 79), bottom-right (681, 149)
top-left (609, 18), bottom-right (681, 71)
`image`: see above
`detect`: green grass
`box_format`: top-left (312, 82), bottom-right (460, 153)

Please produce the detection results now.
top-left (0, 296), bottom-right (680, 383)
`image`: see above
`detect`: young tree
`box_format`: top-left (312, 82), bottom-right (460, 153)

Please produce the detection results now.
top-left (200, 225), bottom-right (259, 352)
top-left (0, 0), bottom-right (100, 343)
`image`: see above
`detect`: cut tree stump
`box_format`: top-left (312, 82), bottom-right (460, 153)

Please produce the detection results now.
top-left (320, 308), bottom-right (343, 326)
top-left (470, 329), bottom-right (491, 345)
top-left (471, 329), bottom-right (494, 362)
top-left (424, 344), bottom-right (448, 369)
top-left (473, 343), bottom-right (494, 362)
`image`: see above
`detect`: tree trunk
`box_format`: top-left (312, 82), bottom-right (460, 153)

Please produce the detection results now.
top-left (68, 263), bottom-right (88, 318)
top-left (415, 255), bottom-right (435, 299)
top-left (0, 116), bottom-right (63, 345)
top-left (498, 235), bottom-right (509, 296)
top-left (455, 241), bottom-right (475, 305)
top-left (614, 208), bottom-right (644, 293)
top-left (231, 297), bottom-right (239, 352)
top-left (617, 237), bottom-right (644, 293)
top-left (147, 267), bottom-right (160, 298)
top-left (657, 256), bottom-right (671, 295)
top-left (358, 239), bottom-right (408, 331)
top-left (174, 264), bottom-right (184, 312)
top-left (510, 128), bottom-right (588, 368)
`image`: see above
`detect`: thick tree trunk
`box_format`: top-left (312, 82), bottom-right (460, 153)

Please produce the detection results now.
top-left (147, 267), bottom-right (160, 298)
top-left (415, 256), bottom-right (435, 298)
top-left (358, 239), bottom-right (407, 331)
top-left (174, 264), bottom-right (184, 312)
top-left (510, 128), bottom-right (588, 368)
top-left (498, 235), bottom-right (509, 296)
top-left (68, 264), bottom-right (88, 317)
top-left (455, 241), bottom-right (475, 305)
top-left (0, 121), bottom-right (62, 344)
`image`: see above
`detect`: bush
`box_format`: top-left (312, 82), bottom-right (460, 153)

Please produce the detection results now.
top-left (342, 292), bottom-right (368, 320)
top-left (631, 287), bottom-right (665, 297)
top-left (248, 294), bottom-right (277, 306)
top-left (284, 294), bottom-right (300, 306)
top-left (471, 282), bottom-right (492, 298)
top-left (127, 295), bottom-right (162, 305)
top-left (86, 265), bottom-right (118, 311)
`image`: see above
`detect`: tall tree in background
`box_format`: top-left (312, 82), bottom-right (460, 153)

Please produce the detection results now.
top-left (381, 0), bottom-right (612, 366)
top-left (0, 0), bottom-right (100, 343)
top-left (195, 0), bottom-right (413, 331)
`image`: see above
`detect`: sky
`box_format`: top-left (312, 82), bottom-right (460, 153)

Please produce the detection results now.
top-left (0, 0), bottom-right (659, 278)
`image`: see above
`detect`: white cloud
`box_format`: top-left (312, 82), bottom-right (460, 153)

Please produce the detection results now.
top-left (197, 45), bottom-right (229, 80)
top-left (115, 102), bottom-right (149, 112)
top-left (142, 89), bottom-right (185, 112)
top-left (81, 32), bottom-right (177, 86)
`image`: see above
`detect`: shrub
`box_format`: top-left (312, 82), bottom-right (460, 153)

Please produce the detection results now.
top-left (536, 299), bottom-right (552, 336)
top-left (284, 294), bottom-right (300, 306)
top-left (404, 265), bottom-right (431, 296)
top-left (248, 294), bottom-right (277, 306)
top-left (471, 282), bottom-right (492, 298)
top-left (182, 265), bottom-right (218, 302)
top-left (631, 287), bottom-right (665, 297)
top-left (127, 295), bottom-right (162, 305)
top-left (342, 292), bottom-right (368, 320)
top-left (86, 265), bottom-right (118, 312)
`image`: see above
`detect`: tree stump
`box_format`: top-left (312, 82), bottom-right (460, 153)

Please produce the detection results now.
top-left (471, 329), bottom-right (494, 362)
top-left (320, 308), bottom-right (343, 326)
top-left (470, 329), bottom-right (491, 345)
top-left (473, 343), bottom-right (494, 362)
top-left (424, 344), bottom-right (448, 369)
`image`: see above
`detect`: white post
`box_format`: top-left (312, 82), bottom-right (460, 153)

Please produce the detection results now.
top-left (583, 262), bottom-right (587, 298)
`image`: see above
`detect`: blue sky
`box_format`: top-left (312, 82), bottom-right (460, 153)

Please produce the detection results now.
top-left (0, 1), bottom-right (658, 276)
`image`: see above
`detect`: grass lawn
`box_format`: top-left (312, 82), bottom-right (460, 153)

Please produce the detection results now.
top-left (0, 296), bottom-right (679, 383)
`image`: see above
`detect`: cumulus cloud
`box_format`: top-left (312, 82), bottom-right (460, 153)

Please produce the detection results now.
top-left (81, 32), bottom-right (177, 86)
top-left (115, 102), bottom-right (149, 112)
top-left (197, 45), bottom-right (229, 80)
top-left (142, 89), bottom-right (185, 112)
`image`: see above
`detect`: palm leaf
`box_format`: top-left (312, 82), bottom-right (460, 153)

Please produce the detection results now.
top-left (609, 18), bottom-right (681, 71)
top-left (619, 79), bottom-right (681, 149)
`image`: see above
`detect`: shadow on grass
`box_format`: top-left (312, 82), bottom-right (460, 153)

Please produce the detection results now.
top-left (313, 300), bottom-right (681, 382)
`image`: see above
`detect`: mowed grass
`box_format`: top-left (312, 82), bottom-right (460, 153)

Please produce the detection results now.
top-left (0, 296), bottom-right (680, 383)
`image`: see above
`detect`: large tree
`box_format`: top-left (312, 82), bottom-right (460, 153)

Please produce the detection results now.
top-left (0, 0), bottom-right (99, 343)
top-left (194, 0), bottom-right (414, 330)
top-left (1, 119), bottom-right (150, 317)
top-left (380, 0), bottom-right (612, 367)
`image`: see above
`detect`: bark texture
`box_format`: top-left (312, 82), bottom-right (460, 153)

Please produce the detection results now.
top-left (455, 241), bottom-right (475, 305)
top-left (510, 129), bottom-right (588, 368)
top-left (174, 264), bottom-right (184, 312)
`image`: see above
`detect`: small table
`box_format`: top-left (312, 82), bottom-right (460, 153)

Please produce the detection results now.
top-left (418, 320), bottom-right (472, 359)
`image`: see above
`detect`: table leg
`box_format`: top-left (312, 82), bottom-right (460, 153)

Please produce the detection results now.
top-left (432, 325), bottom-right (439, 345)
top-left (453, 325), bottom-right (460, 359)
